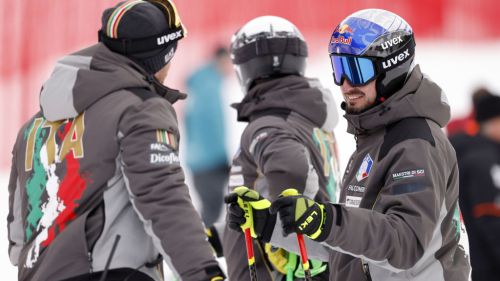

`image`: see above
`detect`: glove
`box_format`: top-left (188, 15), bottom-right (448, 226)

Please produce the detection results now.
top-left (205, 226), bottom-right (223, 258)
top-left (270, 189), bottom-right (333, 242)
top-left (224, 186), bottom-right (276, 242)
top-left (201, 265), bottom-right (226, 281)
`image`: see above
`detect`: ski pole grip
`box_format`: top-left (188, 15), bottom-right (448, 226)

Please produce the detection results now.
top-left (280, 188), bottom-right (300, 197)
top-left (236, 195), bottom-right (255, 237)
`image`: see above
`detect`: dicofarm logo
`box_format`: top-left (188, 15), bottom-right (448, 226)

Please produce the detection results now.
top-left (150, 152), bottom-right (179, 165)
top-left (149, 142), bottom-right (179, 165)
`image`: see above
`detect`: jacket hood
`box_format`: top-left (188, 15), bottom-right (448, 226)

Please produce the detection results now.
top-left (343, 65), bottom-right (451, 135)
top-left (40, 43), bottom-right (186, 122)
top-left (233, 75), bottom-right (338, 131)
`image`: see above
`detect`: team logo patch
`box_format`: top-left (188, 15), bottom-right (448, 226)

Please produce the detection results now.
top-left (156, 129), bottom-right (177, 150)
top-left (392, 169), bottom-right (425, 181)
top-left (356, 154), bottom-right (373, 182)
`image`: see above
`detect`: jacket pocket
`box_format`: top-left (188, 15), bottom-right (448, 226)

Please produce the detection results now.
top-left (84, 202), bottom-right (106, 273)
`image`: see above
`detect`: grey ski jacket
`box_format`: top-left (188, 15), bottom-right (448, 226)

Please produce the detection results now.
top-left (223, 75), bottom-right (341, 281)
top-left (7, 43), bottom-right (219, 281)
top-left (269, 66), bottom-right (471, 281)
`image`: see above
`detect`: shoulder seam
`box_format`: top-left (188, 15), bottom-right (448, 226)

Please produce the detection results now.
top-left (379, 117), bottom-right (435, 161)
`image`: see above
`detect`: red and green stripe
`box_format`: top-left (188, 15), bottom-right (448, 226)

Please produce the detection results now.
top-left (157, 129), bottom-right (177, 149)
top-left (106, 0), bottom-right (144, 38)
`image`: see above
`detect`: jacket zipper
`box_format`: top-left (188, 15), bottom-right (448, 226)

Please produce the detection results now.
top-left (362, 260), bottom-right (372, 281)
top-left (88, 252), bottom-right (94, 273)
top-left (87, 203), bottom-right (106, 274)
top-left (361, 187), bottom-right (384, 281)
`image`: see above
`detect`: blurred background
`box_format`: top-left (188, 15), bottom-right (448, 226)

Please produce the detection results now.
top-left (1, 0), bottom-right (500, 279)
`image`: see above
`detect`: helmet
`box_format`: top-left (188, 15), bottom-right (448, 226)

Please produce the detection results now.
top-left (230, 16), bottom-right (308, 93)
top-left (328, 9), bottom-right (415, 101)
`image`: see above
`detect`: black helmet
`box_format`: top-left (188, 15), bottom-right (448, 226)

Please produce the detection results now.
top-left (328, 9), bottom-right (415, 102)
top-left (230, 16), bottom-right (308, 93)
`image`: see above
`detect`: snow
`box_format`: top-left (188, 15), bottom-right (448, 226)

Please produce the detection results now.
top-left (0, 41), bottom-right (499, 279)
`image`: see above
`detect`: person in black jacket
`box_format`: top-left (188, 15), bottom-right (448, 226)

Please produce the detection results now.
top-left (451, 93), bottom-right (500, 281)
top-left (220, 16), bottom-right (340, 281)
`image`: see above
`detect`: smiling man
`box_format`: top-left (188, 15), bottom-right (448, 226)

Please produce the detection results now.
top-left (226, 8), bottom-right (471, 281)
top-left (340, 81), bottom-right (377, 113)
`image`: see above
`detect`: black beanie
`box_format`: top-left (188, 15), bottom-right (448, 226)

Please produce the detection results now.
top-left (100, 0), bottom-right (184, 74)
top-left (475, 94), bottom-right (500, 123)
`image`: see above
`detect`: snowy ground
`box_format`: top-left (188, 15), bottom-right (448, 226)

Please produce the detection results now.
top-left (0, 41), bottom-right (499, 279)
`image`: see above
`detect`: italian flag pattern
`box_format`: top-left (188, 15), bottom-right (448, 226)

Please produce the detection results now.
top-left (156, 129), bottom-right (177, 149)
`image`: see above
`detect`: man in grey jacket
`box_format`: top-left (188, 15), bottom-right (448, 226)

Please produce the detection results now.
top-left (7, 1), bottom-right (224, 280)
top-left (226, 9), bottom-right (471, 281)
top-left (221, 16), bottom-right (341, 281)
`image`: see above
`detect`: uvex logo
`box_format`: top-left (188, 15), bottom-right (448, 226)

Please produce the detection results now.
top-left (382, 48), bottom-right (410, 69)
top-left (157, 30), bottom-right (183, 45)
top-left (381, 36), bottom-right (403, 50)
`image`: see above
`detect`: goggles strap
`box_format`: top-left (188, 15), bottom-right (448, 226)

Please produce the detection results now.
top-left (98, 27), bottom-right (184, 55)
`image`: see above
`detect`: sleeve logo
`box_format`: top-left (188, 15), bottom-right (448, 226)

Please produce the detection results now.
top-left (156, 129), bottom-right (177, 150)
top-left (356, 154), bottom-right (373, 182)
top-left (392, 169), bottom-right (425, 181)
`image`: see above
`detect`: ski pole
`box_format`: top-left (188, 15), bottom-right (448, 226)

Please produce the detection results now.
top-left (99, 235), bottom-right (121, 281)
top-left (244, 227), bottom-right (258, 281)
top-left (281, 189), bottom-right (313, 281)
top-left (296, 233), bottom-right (312, 281)
top-left (236, 192), bottom-right (258, 281)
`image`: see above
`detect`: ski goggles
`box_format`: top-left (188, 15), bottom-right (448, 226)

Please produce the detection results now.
top-left (330, 54), bottom-right (378, 86)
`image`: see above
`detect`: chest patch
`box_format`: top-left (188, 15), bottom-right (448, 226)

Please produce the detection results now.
top-left (356, 154), bottom-right (373, 182)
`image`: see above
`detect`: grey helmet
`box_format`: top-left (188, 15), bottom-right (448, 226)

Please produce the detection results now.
top-left (230, 16), bottom-right (308, 93)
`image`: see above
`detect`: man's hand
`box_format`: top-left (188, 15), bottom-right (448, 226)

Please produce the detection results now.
top-left (224, 186), bottom-right (276, 242)
top-left (270, 189), bottom-right (333, 242)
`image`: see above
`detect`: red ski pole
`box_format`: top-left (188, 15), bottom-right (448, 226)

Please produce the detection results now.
top-left (281, 189), bottom-right (313, 281)
top-left (234, 187), bottom-right (258, 281)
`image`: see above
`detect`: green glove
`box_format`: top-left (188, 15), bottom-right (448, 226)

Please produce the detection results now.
top-left (224, 186), bottom-right (276, 241)
top-left (270, 188), bottom-right (333, 242)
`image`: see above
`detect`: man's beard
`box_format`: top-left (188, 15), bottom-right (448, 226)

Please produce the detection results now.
top-left (344, 88), bottom-right (373, 114)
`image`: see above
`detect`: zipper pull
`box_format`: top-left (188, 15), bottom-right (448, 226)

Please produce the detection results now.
top-left (88, 252), bottom-right (93, 273)
top-left (362, 262), bottom-right (372, 281)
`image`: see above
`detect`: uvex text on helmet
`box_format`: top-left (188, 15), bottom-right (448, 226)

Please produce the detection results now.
top-left (230, 16), bottom-right (308, 93)
top-left (328, 9), bottom-right (415, 101)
